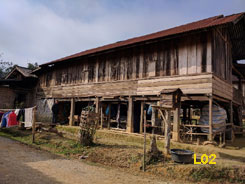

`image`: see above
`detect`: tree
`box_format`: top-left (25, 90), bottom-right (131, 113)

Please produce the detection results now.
top-left (0, 53), bottom-right (13, 79)
top-left (27, 62), bottom-right (38, 70)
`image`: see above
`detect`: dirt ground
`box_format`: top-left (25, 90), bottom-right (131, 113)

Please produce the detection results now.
top-left (0, 136), bottom-right (171, 184)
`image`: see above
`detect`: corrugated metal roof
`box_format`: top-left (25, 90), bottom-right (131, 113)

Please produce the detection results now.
top-left (41, 12), bottom-right (245, 66)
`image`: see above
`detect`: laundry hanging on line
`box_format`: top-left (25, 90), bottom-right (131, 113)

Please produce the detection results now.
top-left (0, 107), bottom-right (34, 128)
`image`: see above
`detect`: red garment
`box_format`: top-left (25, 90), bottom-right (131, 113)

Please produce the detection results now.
top-left (7, 112), bottom-right (18, 127)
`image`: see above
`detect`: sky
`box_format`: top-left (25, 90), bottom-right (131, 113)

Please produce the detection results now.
top-left (0, 0), bottom-right (244, 67)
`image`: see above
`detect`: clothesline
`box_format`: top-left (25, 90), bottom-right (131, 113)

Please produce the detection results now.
top-left (0, 106), bottom-right (36, 128)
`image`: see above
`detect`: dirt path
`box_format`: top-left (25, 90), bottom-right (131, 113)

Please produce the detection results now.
top-left (0, 136), bottom-right (170, 184)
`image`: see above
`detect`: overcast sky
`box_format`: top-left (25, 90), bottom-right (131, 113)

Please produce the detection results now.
top-left (0, 0), bottom-right (244, 67)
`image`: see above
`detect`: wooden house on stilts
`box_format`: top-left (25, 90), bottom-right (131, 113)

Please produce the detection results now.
top-left (33, 13), bottom-right (245, 143)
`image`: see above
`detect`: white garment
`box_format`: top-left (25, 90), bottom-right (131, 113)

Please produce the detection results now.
top-left (24, 108), bottom-right (33, 128)
top-left (14, 109), bottom-right (20, 117)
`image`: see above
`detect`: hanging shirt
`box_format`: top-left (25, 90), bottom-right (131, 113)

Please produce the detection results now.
top-left (1, 112), bottom-right (11, 128)
top-left (7, 112), bottom-right (18, 127)
top-left (17, 109), bottom-right (25, 122)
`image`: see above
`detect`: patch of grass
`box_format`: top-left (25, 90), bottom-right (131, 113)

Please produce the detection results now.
top-left (190, 166), bottom-right (245, 183)
top-left (1, 127), bottom-right (245, 183)
top-left (57, 125), bottom-right (80, 135)
top-left (0, 127), bottom-right (87, 157)
top-left (0, 127), bottom-right (32, 144)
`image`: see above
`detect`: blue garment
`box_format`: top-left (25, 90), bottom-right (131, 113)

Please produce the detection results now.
top-left (1, 111), bottom-right (11, 128)
top-left (147, 105), bottom-right (152, 115)
top-left (105, 106), bottom-right (109, 116)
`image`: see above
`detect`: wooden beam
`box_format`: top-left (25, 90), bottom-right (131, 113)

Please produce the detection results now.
top-left (126, 96), bottom-right (134, 133)
top-left (134, 97), bottom-right (161, 101)
top-left (213, 95), bottom-right (230, 103)
top-left (139, 101), bottom-right (144, 134)
top-left (209, 96), bottom-right (213, 141)
top-left (182, 96), bottom-right (209, 101)
top-left (69, 98), bottom-right (75, 126)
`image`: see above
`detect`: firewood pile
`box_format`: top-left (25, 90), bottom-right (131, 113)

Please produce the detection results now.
top-left (79, 111), bottom-right (100, 146)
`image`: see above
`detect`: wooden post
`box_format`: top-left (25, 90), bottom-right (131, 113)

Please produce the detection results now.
top-left (126, 96), bottom-right (134, 133)
top-left (143, 110), bottom-right (147, 172)
top-left (183, 107), bottom-right (187, 123)
top-left (107, 103), bottom-right (111, 129)
top-left (164, 110), bottom-right (171, 155)
top-left (209, 96), bottom-right (213, 141)
top-left (173, 104), bottom-right (180, 142)
top-left (32, 107), bottom-right (36, 143)
top-left (139, 101), bottom-right (144, 134)
top-left (188, 107), bottom-right (191, 123)
top-left (100, 106), bottom-right (103, 129)
top-left (69, 98), bottom-right (75, 126)
top-left (95, 97), bottom-right (100, 126)
top-left (151, 106), bottom-right (156, 134)
top-left (230, 101), bottom-right (233, 125)
top-left (95, 97), bottom-right (99, 113)
top-left (230, 101), bottom-right (234, 142)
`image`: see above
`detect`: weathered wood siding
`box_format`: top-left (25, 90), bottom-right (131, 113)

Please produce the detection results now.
top-left (0, 87), bottom-right (16, 108)
top-left (212, 75), bottom-right (233, 100)
top-left (37, 74), bottom-right (213, 98)
top-left (212, 28), bottom-right (232, 82)
top-left (38, 32), bottom-right (214, 98)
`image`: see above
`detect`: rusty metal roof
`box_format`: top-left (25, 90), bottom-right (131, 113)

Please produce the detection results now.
top-left (41, 12), bottom-right (245, 66)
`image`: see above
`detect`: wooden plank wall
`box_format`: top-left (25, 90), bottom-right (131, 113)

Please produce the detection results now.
top-left (212, 28), bottom-right (232, 83)
top-left (0, 86), bottom-right (16, 108)
top-left (212, 75), bottom-right (233, 100)
top-left (37, 74), bottom-right (213, 98)
top-left (38, 32), bottom-right (214, 98)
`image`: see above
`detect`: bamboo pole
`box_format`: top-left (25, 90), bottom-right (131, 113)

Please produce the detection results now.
top-left (164, 110), bottom-right (171, 155)
top-left (139, 101), bottom-right (144, 134)
top-left (209, 96), bottom-right (213, 141)
top-left (143, 110), bottom-right (147, 172)
top-left (32, 107), bottom-right (37, 143)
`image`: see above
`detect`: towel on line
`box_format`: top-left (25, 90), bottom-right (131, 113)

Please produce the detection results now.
top-left (24, 108), bottom-right (33, 128)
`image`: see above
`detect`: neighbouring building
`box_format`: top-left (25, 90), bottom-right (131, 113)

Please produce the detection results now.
top-left (0, 66), bottom-right (37, 109)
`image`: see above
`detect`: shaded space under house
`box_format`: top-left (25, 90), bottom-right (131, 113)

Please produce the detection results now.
top-left (33, 12), bottom-right (245, 143)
